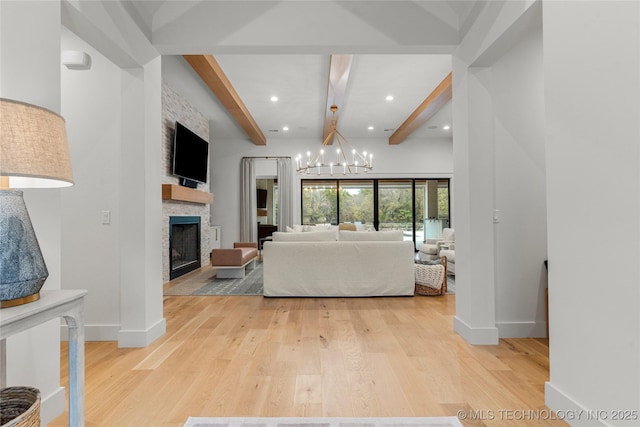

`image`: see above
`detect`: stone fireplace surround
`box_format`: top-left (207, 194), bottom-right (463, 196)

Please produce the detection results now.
top-left (161, 82), bottom-right (211, 283)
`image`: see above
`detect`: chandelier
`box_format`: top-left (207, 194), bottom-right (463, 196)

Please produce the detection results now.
top-left (295, 105), bottom-right (373, 175)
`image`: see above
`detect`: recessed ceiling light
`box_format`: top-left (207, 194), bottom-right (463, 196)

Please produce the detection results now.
top-left (368, 126), bottom-right (374, 130)
top-left (443, 125), bottom-right (451, 130)
top-left (270, 96), bottom-right (279, 102)
top-left (282, 126), bottom-right (289, 131)
top-left (385, 95), bottom-right (394, 101)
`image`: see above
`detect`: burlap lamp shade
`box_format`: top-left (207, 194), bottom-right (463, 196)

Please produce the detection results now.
top-left (0, 98), bottom-right (74, 308)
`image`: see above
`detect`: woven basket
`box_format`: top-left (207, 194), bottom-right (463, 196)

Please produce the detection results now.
top-left (414, 256), bottom-right (448, 296)
top-left (0, 387), bottom-right (40, 427)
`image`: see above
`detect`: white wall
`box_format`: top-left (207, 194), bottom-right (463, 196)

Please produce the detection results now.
top-left (1, 2), bottom-right (66, 424)
top-left (210, 136), bottom-right (453, 248)
top-left (60, 20), bottom-right (166, 348)
top-left (117, 57), bottom-right (166, 348)
top-left (543, 2), bottom-right (640, 424)
top-left (60, 28), bottom-right (166, 348)
top-left (452, 0), bottom-right (543, 345)
top-left (61, 26), bottom-right (123, 341)
top-left (491, 26), bottom-right (547, 338)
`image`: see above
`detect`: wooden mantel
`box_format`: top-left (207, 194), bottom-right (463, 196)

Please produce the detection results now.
top-left (162, 184), bottom-right (213, 204)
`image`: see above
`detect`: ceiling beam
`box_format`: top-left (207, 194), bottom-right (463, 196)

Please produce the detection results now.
top-left (323, 54), bottom-right (353, 144)
top-left (388, 72), bottom-right (452, 145)
top-left (183, 54), bottom-right (266, 146)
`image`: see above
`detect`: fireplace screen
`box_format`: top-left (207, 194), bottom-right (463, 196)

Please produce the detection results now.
top-left (169, 216), bottom-right (201, 279)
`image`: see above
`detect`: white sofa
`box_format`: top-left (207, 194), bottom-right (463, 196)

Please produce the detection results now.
top-left (263, 230), bottom-right (415, 297)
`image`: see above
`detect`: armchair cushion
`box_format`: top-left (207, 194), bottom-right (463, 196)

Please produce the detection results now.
top-left (418, 243), bottom-right (439, 255)
top-left (439, 248), bottom-right (455, 263)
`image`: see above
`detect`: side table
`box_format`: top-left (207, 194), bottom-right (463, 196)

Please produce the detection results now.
top-left (0, 289), bottom-right (88, 427)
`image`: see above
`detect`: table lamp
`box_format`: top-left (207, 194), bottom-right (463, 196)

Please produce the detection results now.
top-left (0, 98), bottom-right (74, 308)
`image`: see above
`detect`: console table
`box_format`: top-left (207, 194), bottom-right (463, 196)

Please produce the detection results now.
top-left (0, 289), bottom-right (88, 427)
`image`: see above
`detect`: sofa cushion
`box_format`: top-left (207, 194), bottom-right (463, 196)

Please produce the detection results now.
top-left (439, 249), bottom-right (455, 262)
top-left (311, 223), bottom-right (334, 231)
top-left (338, 223), bottom-right (357, 231)
top-left (289, 224), bottom-right (336, 232)
top-left (272, 230), bottom-right (337, 241)
top-left (338, 230), bottom-right (404, 241)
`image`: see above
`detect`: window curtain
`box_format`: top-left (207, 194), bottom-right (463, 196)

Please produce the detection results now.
top-left (277, 158), bottom-right (294, 231)
top-left (240, 158), bottom-right (257, 242)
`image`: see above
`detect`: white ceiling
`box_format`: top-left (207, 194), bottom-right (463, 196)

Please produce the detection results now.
top-left (126, 1), bottom-right (482, 142)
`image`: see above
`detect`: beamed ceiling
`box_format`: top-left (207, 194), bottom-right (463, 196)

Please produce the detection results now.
top-left (120, 1), bottom-right (484, 144)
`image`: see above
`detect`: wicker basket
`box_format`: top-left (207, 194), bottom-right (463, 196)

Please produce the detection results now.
top-left (414, 256), bottom-right (448, 296)
top-left (0, 387), bottom-right (40, 427)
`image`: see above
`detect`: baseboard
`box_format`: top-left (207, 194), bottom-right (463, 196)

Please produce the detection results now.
top-left (117, 317), bottom-right (166, 348)
top-left (61, 319), bottom-right (167, 345)
top-left (545, 382), bottom-right (608, 426)
top-left (60, 324), bottom-right (121, 341)
top-left (453, 316), bottom-right (499, 344)
top-left (40, 386), bottom-right (65, 426)
top-left (496, 321), bottom-right (547, 338)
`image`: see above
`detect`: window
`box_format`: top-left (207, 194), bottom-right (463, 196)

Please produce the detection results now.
top-left (338, 180), bottom-right (374, 227)
top-left (301, 180), bottom-right (338, 225)
top-left (301, 178), bottom-right (450, 249)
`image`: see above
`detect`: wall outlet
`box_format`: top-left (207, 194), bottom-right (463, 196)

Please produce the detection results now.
top-left (101, 210), bottom-right (111, 224)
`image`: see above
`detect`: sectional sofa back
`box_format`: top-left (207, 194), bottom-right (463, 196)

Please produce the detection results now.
top-left (271, 229), bottom-right (404, 242)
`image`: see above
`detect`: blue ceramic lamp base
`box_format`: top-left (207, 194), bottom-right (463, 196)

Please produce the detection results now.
top-left (0, 190), bottom-right (49, 308)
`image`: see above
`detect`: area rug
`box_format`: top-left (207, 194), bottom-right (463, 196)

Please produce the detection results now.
top-left (165, 262), bottom-right (263, 296)
top-left (183, 416), bottom-right (463, 427)
top-left (194, 261), bottom-right (263, 296)
top-left (446, 274), bottom-right (455, 294)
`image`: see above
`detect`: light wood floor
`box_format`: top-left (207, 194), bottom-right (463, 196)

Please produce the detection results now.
top-left (51, 269), bottom-right (566, 427)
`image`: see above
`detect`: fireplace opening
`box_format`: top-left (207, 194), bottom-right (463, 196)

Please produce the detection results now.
top-left (169, 216), bottom-right (201, 280)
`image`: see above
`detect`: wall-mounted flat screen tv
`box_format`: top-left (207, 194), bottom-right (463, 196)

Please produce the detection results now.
top-left (172, 121), bottom-right (208, 185)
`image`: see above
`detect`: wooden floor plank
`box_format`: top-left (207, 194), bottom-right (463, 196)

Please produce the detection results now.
top-left (50, 288), bottom-right (567, 426)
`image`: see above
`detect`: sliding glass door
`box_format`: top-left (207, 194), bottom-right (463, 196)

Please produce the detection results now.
top-left (338, 180), bottom-right (374, 229)
top-left (415, 179), bottom-right (450, 243)
top-left (377, 180), bottom-right (414, 243)
top-left (301, 178), bottom-right (450, 249)
top-left (301, 180), bottom-right (338, 225)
